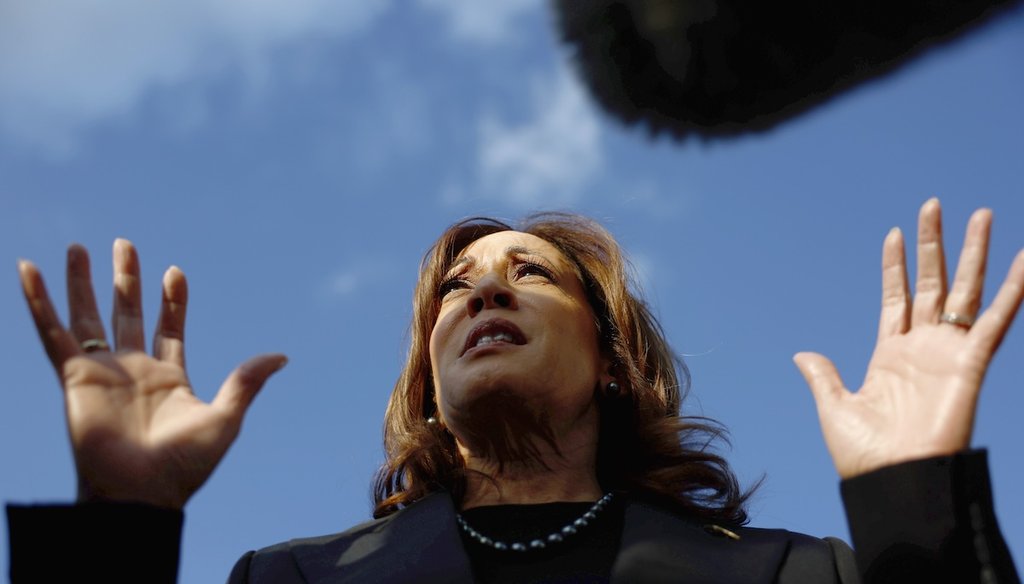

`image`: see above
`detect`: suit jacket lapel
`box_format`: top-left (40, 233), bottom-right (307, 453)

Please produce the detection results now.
top-left (291, 492), bottom-right (474, 584)
top-left (613, 500), bottom-right (790, 584)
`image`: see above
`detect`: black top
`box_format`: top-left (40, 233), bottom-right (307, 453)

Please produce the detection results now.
top-left (7, 451), bottom-right (1020, 583)
top-left (459, 499), bottom-right (625, 584)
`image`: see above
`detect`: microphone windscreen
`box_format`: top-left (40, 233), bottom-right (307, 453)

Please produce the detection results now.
top-left (555, 0), bottom-right (1021, 138)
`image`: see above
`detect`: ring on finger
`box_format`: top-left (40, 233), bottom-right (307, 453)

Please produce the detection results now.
top-left (939, 312), bottom-right (974, 329)
top-left (80, 338), bottom-right (110, 352)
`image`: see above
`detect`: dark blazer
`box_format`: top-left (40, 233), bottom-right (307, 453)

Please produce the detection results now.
top-left (230, 491), bottom-right (858, 584)
top-left (227, 451), bottom-right (1019, 584)
top-left (7, 450), bottom-right (1019, 584)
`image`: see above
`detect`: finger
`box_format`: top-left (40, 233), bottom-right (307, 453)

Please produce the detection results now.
top-left (111, 239), bottom-right (145, 351)
top-left (213, 354), bottom-right (288, 421)
top-left (877, 227), bottom-right (910, 340)
top-left (19, 260), bottom-right (82, 370)
top-left (911, 198), bottom-right (948, 326)
top-left (66, 245), bottom-right (108, 347)
top-left (944, 209), bottom-right (991, 321)
top-left (793, 352), bottom-right (847, 405)
top-left (153, 266), bottom-right (188, 367)
top-left (969, 249), bottom-right (1024, 356)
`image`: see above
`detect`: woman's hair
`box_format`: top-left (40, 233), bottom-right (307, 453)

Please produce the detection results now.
top-left (373, 212), bottom-right (751, 525)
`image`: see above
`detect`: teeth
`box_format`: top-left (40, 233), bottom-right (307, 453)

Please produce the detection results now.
top-left (475, 332), bottom-right (515, 347)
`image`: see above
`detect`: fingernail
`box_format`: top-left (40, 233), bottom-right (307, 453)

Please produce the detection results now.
top-left (113, 238), bottom-right (133, 255)
top-left (888, 227), bottom-right (901, 237)
top-left (164, 265), bottom-right (184, 281)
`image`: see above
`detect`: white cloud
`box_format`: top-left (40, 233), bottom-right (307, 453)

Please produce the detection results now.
top-left (416, 0), bottom-right (543, 45)
top-left (627, 251), bottom-right (657, 298)
top-left (616, 180), bottom-right (687, 220)
top-left (328, 270), bottom-right (362, 296)
top-left (0, 0), bottom-right (389, 155)
top-left (340, 61), bottom-right (433, 173)
top-left (323, 257), bottom-right (401, 299)
top-left (474, 67), bottom-right (603, 208)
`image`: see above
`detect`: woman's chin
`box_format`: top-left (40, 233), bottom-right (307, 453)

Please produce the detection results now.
top-left (443, 374), bottom-right (528, 409)
top-left (444, 386), bottom-right (562, 466)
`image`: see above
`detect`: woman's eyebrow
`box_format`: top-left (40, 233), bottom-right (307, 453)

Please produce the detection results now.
top-left (442, 256), bottom-right (475, 281)
top-left (446, 245), bottom-right (552, 276)
top-left (505, 245), bottom-right (547, 260)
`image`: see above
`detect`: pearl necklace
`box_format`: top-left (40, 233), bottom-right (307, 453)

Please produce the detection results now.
top-left (456, 492), bottom-right (615, 552)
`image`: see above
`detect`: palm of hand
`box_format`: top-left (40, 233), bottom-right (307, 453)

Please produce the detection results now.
top-left (795, 201), bottom-right (1024, 479)
top-left (819, 326), bottom-right (985, 478)
top-left (19, 240), bottom-right (286, 509)
top-left (61, 353), bottom-right (233, 509)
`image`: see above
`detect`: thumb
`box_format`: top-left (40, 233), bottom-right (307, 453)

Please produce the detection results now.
top-left (792, 351), bottom-right (846, 406)
top-left (213, 353), bottom-right (288, 420)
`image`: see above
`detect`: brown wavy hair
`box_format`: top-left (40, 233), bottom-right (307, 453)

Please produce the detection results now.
top-left (372, 212), bottom-right (751, 525)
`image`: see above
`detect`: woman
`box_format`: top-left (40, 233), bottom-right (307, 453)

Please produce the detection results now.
top-left (7, 199), bottom-right (1023, 583)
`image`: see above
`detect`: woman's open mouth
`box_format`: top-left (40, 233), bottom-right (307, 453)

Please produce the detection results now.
top-left (461, 318), bottom-right (527, 356)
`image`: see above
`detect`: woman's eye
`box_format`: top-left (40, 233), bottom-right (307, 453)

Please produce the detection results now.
top-left (515, 262), bottom-right (554, 280)
top-left (438, 278), bottom-right (469, 298)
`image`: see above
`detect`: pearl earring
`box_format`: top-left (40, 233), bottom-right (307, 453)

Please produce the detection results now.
top-left (606, 381), bottom-right (621, 397)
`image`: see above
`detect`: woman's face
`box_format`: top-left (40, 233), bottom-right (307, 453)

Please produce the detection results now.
top-left (429, 231), bottom-right (606, 437)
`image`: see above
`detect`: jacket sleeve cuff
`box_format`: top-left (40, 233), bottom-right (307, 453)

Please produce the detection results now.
top-left (840, 449), bottom-right (1019, 584)
top-left (7, 502), bottom-right (183, 584)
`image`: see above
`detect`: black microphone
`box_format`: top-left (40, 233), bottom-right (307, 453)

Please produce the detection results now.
top-left (555, 0), bottom-right (1022, 138)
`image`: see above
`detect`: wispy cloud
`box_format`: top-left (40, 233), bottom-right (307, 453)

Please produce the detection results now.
top-left (328, 270), bottom-right (362, 297)
top-left (416, 0), bottom-right (543, 45)
top-left (615, 180), bottom-right (687, 220)
top-left (0, 0), bottom-right (389, 156)
top-left (626, 250), bottom-right (658, 298)
top-left (473, 66), bottom-right (603, 208)
top-left (418, 0), bottom-right (606, 210)
top-left (323, 257), bottom-right (402, 299)
top-left (338, 61), bottom-right (433, 173)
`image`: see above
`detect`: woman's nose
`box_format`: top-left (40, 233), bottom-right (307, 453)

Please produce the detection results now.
top-left (467, 274), bottom-right (517, 316)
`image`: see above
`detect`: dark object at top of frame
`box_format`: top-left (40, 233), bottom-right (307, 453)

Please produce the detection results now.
top-left (556, 0), bottom-right (1022, 138)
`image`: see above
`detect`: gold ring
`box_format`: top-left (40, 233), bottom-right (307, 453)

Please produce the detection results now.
top-left (80, 339), bottom-right (110, 352)
top-left (939, 312), bottom-right (974, 329)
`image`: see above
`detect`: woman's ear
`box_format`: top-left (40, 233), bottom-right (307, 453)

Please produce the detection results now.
top-left (598, 358), bottom-right (622, 398)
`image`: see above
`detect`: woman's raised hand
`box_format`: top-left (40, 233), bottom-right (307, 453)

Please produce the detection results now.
top-left (19, 239), bottom-right (287, 509)
top-left (794, 199), bottom-right (1024, 479)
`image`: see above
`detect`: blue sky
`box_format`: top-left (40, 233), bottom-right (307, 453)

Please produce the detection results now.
top-left (2, 1), bottom-right (1022, 581)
